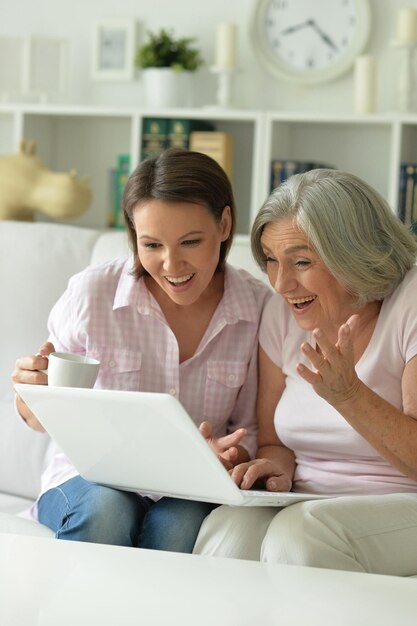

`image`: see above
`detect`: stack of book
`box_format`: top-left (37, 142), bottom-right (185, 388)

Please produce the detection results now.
top-left (398, 163), bottom-right (417, 229)
top-left (270, 160), bottom-right (335, 192)
top-left (141, 118), bottom-right (214, 160)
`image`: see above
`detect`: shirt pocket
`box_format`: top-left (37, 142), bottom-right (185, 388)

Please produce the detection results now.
top-left (89, 347), bottom-right (142, 391)
top-left (203, 361), bottom-right (248, 422)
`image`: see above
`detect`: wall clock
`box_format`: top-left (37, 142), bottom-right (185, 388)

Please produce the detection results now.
top-left (250, 0), bottom-right (371, 85)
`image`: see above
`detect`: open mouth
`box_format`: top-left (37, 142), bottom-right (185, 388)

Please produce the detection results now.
top-left (287, 295), bottom-right (317, 310)
top-left (165, 273), bottom-right (195, 287)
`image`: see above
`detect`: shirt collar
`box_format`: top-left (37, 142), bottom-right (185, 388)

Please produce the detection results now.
top-left (113, 257), bottom-right (145, 310)
top-left (219, 264), bottom-right (260, 325)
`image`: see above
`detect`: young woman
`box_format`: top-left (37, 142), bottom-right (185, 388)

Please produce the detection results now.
top-left (12, 149), bottom-right (271, 552)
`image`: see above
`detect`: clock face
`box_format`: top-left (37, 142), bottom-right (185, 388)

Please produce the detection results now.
top-left (251, 0), bottom-right (371, 84)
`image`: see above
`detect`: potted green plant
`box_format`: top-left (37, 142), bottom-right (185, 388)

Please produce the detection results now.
top-left (135, 28), bottom-right (204, 108)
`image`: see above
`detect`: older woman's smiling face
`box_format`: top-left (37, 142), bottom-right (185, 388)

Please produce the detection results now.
top-left (261, 218), bottom-right (356, 334)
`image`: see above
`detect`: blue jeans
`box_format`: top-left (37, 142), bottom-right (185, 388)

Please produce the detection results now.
top-left (37, 475), bottom-right (217, 552)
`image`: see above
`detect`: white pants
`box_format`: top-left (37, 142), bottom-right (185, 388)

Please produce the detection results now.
top-left (193, 494), bottom-right (417, 576)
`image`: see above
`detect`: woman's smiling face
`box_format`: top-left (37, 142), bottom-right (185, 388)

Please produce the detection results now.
top-left (261, 218), bottom-right (355, 333)
top-left (133, 199), bottom-right (231, 307)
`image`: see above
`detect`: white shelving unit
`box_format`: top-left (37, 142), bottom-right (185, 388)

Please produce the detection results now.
top-left (0, 104), bottom-right (416, 234)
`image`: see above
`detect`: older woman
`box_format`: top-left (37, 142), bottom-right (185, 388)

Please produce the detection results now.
top-left (193, 168), bottom-right (417, 575)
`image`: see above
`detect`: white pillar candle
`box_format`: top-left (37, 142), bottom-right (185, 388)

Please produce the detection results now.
top-left (215, 22), bottom-right (237, 70)
top-left (353, 55), bottom-right (376, 114)
top-left (396, 8), bottom-right (417, 41)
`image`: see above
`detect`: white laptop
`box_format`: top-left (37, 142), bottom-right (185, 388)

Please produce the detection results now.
top-left (15, 384), bottom-right (331, 507)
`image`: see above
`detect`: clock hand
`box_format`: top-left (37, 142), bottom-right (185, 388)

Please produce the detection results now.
top-left (309, 19), bottom-right (339, 52)
top-left (280, 20), bottom-right (311, 36)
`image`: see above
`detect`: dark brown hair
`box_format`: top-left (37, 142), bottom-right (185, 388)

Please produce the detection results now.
top-left (122, 149), bottom-right (236, 280)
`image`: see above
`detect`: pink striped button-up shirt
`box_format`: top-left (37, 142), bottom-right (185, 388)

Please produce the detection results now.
top-left (38, 257), bottom-right (271, 505)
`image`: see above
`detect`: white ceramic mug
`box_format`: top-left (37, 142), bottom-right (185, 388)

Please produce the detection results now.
top-left (45, 352), bottom-right (100, 388)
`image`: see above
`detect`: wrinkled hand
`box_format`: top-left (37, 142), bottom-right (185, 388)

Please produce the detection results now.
top-left (297, 315), bottom-right (361, 406)
top-left (11, 341), bottom-right (55, 432)
top-left (199, 421), bottom-right (247, 470)
top-left (230, 458), bottom-right (292, 492)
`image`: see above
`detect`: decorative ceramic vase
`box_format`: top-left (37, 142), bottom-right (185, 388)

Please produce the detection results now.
top-left (142, 68), bottom-right (193, 108)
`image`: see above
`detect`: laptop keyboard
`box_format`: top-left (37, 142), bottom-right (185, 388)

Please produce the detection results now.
top-left (242, 489), bottom-right (283, 497)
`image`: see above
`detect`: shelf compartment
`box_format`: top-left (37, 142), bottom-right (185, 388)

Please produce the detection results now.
top-left (267, 118), bottom-right (392, 204)
top-left (22, 113), bottom-right (133, 228)
top-left (0, 112), bottom-right (17, 154)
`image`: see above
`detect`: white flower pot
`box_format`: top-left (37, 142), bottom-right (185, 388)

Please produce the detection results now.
top-left (142, 68), bottom-right (193, 108)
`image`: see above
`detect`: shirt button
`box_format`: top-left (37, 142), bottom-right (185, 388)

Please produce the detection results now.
top-left (108, 360), bottom-right (116, 368)
top-left (228, 374), bottom-right (236, 382)
top-left (169, 388), bottom-right (177, 396)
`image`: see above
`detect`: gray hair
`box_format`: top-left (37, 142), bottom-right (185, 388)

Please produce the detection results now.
top-left (251, 169), bottom-right (417, 306)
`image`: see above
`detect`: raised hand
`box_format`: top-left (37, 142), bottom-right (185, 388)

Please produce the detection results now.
top-left (296, 315), bottom-right (361, 406)
top-left (199, 421), bottom-right (247, 470)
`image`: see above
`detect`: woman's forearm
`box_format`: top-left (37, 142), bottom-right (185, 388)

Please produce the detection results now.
top-left (334, 381), bottom-right (417, 481)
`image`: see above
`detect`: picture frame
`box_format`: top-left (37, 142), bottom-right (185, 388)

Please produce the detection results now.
top-left (92, 19), bottom-right (136, 81)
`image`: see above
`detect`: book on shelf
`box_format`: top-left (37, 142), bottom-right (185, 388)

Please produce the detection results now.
top-left (189, 131), bottom-right (233, 181)
top-left (270, 160), bottom-right (335, 191)
top-left (141, 118), bottom-right (170, 160)
top-left (270, 160), bottom-right (297, 190)
top-left (398, 163), bottom-right (417, 227)
top-left (113, 154), bottom-right (130, 230)
top-left (107, 167), bottom-right (117, 227)
top-left (168, 119), bottom-right (214, 150)
top-left (140, 118), bottom-right (214, 160)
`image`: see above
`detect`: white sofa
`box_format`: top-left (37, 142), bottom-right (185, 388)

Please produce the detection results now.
top-left (2, 220), bottom-right (417, 588)
top-left (0, 220), bottom-right (265, 537)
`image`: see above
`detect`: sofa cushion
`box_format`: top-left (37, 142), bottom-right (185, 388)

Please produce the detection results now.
top-left (0, 491), bottom-right (35, 515)
top-left (0, 221), bottom-right (101, 379)
top-left (0, 512), bottom-right (54, 537)
top-left (0, 398), bottom-right (52, 501)
top-left (90, 229), bottom-right (130, 266)
top-left (0, 221), bottom-right (101, 500)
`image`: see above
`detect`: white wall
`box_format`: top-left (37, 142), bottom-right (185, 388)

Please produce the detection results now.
top-left (1, 0), bottom-right (416, 113)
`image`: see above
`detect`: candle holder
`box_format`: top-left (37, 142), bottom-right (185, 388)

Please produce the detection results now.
top-left (353, 55), bottom-right (376, 114)
top-left (210, 66), bottom-right (236, 109)
top-left (391, 39), bottom-right (417, 112)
